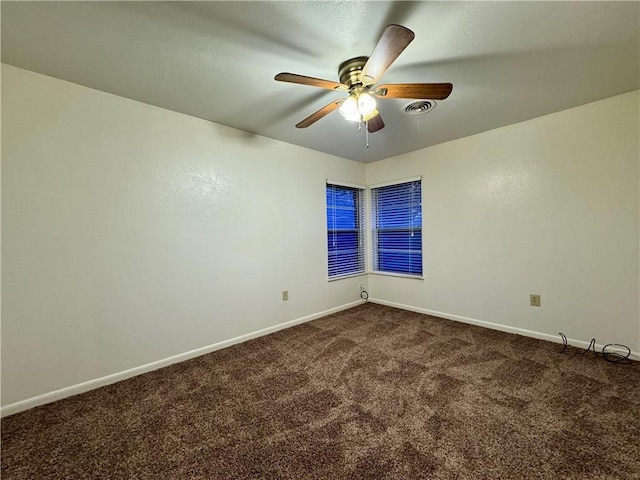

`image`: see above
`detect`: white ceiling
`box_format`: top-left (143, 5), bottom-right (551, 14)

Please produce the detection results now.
top-left (2, 1), bottom-right (639, 163)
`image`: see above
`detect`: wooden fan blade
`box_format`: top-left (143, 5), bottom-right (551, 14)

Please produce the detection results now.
top-left (374, 83), bottom-right (453, 100)
top-left (275, 73), bottom-right (347, 91)
top-left (367, 113), bottom-right (385, 133)
top-left (295, 100), bottom-right (342, 128)
top-left (361, 24), bottom-right (415, 85)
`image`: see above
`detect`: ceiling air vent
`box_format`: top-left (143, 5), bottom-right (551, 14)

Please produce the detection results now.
top-left (403, 100), bottom-right (436, 115)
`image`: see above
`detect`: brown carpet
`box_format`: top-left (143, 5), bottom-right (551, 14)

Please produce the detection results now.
top-left (2, 303), bottom-right (639, 479)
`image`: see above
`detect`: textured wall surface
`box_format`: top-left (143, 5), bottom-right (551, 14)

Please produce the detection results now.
top-left (1, 65), bottom-right (366, 407)
top-left (2, 64), bottom-right (638, 411)
top-left (367, 91), bottom-right (640, 353)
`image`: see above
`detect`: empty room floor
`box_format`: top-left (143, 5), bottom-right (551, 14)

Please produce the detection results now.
top-left (2, 303), bottom-right (639, 479)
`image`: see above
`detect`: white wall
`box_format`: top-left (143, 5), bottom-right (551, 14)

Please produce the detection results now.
top-left (1, 65), bottom-right (367, 410)
top-left (3, 64), bottom-right (638, 414)
top-left (366, 91), bottom-right (640, 354)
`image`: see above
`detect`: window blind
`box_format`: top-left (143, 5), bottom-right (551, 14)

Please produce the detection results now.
top-left (371, 179), bottom-right (422, 276)
top-left (326, 183), bottom-right (365, 279)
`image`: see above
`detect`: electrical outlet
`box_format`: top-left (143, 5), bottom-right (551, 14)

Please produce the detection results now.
top-left (282, 290), bottom-right (288, 301)
top-left (359, 282), bottom-right (364, 292)
top-left (530, 294), bottom-right (541, 307)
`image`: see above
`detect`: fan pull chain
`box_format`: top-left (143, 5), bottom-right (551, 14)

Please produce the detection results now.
top-left (365, 123), bottom-right (369, 148)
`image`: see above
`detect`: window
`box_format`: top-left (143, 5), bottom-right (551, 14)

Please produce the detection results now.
top-left (371, 178), bottom-right (422, 277)
top-left (326, 182), bottom-right (365, 279)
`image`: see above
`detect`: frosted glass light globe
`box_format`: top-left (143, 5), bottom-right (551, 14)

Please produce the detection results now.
top-left (339, 95), bottom-right (360, 122)
top-left (357, 92), bottom-right (376, 116)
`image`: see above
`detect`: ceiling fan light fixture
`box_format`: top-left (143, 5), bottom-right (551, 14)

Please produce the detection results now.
top-left (339, 95), bottom-right (360, 121)
top-left (275, 24), bottom-right (452, 131)
top-left (339, 92), bottom-right (377, 122)
top-left (357, 92), bottom-right (376, 115)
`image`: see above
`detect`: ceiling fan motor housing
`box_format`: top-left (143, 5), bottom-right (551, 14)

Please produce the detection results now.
top-left (338, 56), bottom-right (369, 88)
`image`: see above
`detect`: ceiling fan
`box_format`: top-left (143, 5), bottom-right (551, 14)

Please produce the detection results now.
top-left (274, 24), bottom-right (453, 133)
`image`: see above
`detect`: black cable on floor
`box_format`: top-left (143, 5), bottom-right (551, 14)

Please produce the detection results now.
top-left (559, 333), bottom-right (568, 353)
top-left (602, 344), bottom-right (632, 363)
top-left (558, 333), bottom-right (634, 364)
top-left (581, 338), bottom-right (598, 357)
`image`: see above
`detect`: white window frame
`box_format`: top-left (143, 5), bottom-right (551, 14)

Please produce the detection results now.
top-left (326, 180), bottom-right (367, 281)
top-left (369, 176), bottom-right (424, 279)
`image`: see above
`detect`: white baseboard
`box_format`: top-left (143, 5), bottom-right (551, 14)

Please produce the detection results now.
top-left (368, 298), bottom-right (640, 360)
top-left (1, 300), bottom-right (364, 418)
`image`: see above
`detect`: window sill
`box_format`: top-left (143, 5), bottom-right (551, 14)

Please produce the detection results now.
top-left (369, 271), bottom-right (424, 280)
top-left (328, 272), bottom-right (367, 282)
